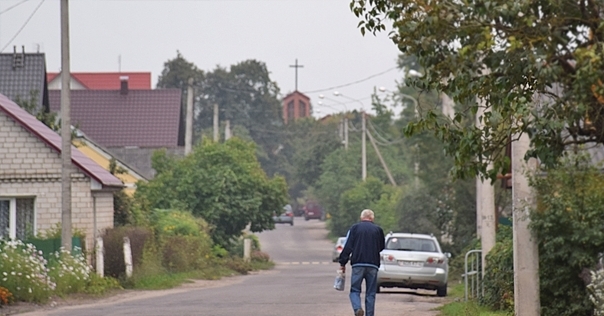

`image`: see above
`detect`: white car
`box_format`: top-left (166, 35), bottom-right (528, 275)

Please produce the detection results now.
top-left (377, 232), bottom-right (450, 296)
top-left (332, 237), bottom-right (347, 262)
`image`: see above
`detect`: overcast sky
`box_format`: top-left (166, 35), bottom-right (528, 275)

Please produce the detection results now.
top-left (0, 0), bottom-right (402, 116)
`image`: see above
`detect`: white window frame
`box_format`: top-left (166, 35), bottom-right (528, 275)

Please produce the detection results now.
top-left (0, 197), bottom-right (36, 240)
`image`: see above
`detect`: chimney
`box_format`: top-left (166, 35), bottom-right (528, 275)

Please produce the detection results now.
top-left (120, 76), bottom-right (129, 95)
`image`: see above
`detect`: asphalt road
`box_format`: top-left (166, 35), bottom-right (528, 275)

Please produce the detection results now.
top-left (18, 219), bottom-right (444, 316)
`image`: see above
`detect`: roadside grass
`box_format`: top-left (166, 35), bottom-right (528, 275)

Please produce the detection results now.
top-left (437, 283), bottom-right (512, 316)
top-left (127, 259), bottom-right (275, 290)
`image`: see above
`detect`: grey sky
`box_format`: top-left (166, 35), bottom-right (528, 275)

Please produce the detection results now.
top-left (0, 0), bottom-right (402, 116)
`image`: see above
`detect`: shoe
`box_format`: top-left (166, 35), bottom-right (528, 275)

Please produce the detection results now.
top-left (355, 308), bottom-right (364, 316)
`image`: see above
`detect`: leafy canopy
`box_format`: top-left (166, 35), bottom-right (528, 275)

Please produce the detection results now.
top-left (351, 0), bottom-right (604, 180)
top-left (135, 138), bottom-right (288, 247)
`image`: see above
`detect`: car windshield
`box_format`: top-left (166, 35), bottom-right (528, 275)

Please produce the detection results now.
top-left (385, 237), bottom-right (437, 252)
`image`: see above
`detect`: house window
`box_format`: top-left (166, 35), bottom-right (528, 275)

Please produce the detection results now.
top-left (0, 198), bottom-right (35, 240)
top-left (299, 101), bottom-right (306, 117)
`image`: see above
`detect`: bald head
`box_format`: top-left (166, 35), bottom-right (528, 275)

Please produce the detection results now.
top-left (360, 209), bottom-right (375, 221)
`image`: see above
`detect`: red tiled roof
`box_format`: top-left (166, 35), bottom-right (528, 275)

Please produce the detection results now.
top-left (47, 72), bottom-right (152, 90)
top-left (0, 93), bottom-right (123, 188)
top-left (48, 89), bottom-right (182, 148)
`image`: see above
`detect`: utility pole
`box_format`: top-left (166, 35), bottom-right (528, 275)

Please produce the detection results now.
top-left (367, 131), bottom-right (396, 186)
top-left (512, 131), bottom-right (540, 315)
top-left (361, 112), bottom-right (367, 181)
top-left (476, 100), bottom-right (496, 273)
top-left (60, 0), bottom-right (72, 251)
top-left (225, 120), bottom-right (232, 140)
top-left (344, 117), bottom-right (349, 150)
top-left (184, 78), bottom-right (194, 155)
top-left (213, 103), bottom-right (219, 142)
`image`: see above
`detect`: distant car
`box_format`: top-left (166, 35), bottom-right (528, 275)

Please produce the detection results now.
top-left (332, 237), bottom-right (347, 262)
top-left (303, 202), bottom-right (323, 221)
top-left (377, 232), bottom-right (450, 297)
top-left (273, 205), bottom-right (294, 226)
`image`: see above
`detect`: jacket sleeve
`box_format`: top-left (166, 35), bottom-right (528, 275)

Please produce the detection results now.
top-left (338, 229), bottom-right (354, 266)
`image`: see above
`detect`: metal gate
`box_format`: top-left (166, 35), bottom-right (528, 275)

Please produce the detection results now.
top-left (464, 249), bottom-right (482, 301)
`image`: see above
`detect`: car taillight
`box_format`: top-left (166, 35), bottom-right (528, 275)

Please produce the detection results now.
top-left (426, 257), bottom-right (445, 264)
top-left (336, 246), bottom-right (343, 252)
top-left (382, 254), bottom-right (396, 262)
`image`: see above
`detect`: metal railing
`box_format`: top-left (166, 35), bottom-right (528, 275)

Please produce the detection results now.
top-left (463, 249), bottom-right (483, 301)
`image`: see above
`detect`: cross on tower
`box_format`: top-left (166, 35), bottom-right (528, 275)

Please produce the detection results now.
top-left (289, 59), bottom-right (304, 91)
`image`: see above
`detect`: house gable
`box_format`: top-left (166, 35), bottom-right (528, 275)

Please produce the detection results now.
top-left (0, 50), bottom-right (49, 112)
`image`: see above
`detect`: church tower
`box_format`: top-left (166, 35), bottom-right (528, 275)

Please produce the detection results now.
top-left (282, 59), bottom-right (311, 124)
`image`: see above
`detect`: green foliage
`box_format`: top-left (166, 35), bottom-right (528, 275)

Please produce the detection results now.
top-left (161, 235), bottom-right (212, 273)
top-left (530, 154), bottom-right (604, 316)
top-left (315, 147), bottom-right (361, 235)
top-left (152, 209), bottom-right (208, 238)
top-left (136, 138), bottom-right (288, 248)
top-left (113, 190), bottom-right (135, 227)
top-left (108, 159), bottom-right (135, 227)
top-left (47, 248), bottom-right (91, 296)
top-left (350, 0), bottom-right (604, 181)
top-left (14, 90), bottom-right (60, 132)
top-left (83, 274), bottom-right (122, 295)
top-left (481, 227), bottom-right (514, 312)
top-left (102, 226), bottom-right (153, 279)
top-left (39, 222), bottom-right (86, 240)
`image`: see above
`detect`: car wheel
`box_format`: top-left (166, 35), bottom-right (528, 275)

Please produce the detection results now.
top-left (290, 221), bottom-right (294, 226)
top-left (436, 284), bottom-right (447, 297)
top-left (376, 285), bottom-right (381, 294)
top-left (305, 216), bottom-right (309, 221)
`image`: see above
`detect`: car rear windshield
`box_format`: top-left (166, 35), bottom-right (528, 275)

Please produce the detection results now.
top-left (385, 237), bottom-right (438, 252)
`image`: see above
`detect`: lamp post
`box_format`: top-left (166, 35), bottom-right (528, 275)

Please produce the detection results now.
top-left (378, 86), bottom-right (419, 117)
top-left (378, 86), bottom-right (420, 188)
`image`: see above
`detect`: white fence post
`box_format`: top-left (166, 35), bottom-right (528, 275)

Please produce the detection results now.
top-left (96, 237), bottom-right (104, 278)
top-left (123, 237), bottom-right (133, 278)
top-left (244, 238), bottom-right (252, 262)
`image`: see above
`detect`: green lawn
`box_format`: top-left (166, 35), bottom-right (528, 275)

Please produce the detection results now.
top-left (436, 283), bottom-right (512, 316)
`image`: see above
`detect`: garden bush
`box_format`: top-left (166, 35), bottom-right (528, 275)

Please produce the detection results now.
top-left (47, 247), bottom-right (91, 296)
top-left (530, 154), bottom-right (604, 316)
top-left (161, 235), bottom-right (212, 273)
top-left (481, 226), bottom-right (514, 312)
top-left (102, 226), bottom-right (153, 279)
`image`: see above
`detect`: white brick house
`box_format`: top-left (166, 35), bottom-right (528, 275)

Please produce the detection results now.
top-left (0, 94), bottom-right (123, 251)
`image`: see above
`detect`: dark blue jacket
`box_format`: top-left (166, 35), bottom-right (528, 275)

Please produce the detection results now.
top-left (338, 220), bottom-right (385, 269)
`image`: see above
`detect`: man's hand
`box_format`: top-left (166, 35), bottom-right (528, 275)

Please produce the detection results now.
top-left (339, 265), bottom-right (345, 273)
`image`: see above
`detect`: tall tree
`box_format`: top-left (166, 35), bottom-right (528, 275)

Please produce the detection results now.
top-left (350, 0), bottom-right (604, 180)
top-left (156, 51), bottom-right (205, 146)
top-left (135, 138), bottom-right (288, 247)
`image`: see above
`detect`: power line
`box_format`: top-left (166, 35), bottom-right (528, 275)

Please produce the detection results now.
top-left (0, 0), bottom-right (30, 16)
top-left (0, 0), bottom-right (45, 53)
top-left (302, 67), bottom-right (398, 94)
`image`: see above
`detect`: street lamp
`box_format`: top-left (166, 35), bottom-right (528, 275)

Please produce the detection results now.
top-left (378, 86), bottom-right (420, 188)
top-left (378, 86), bottom-right (418, 114)
top-left (317, 97), bottom-right (349, 150)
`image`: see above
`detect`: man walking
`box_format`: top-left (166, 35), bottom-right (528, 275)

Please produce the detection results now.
top-left (338, 209), bottom-right (385, 316)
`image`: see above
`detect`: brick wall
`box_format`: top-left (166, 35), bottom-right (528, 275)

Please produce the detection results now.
top-left (0, 113), bottom-right (114, 251)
